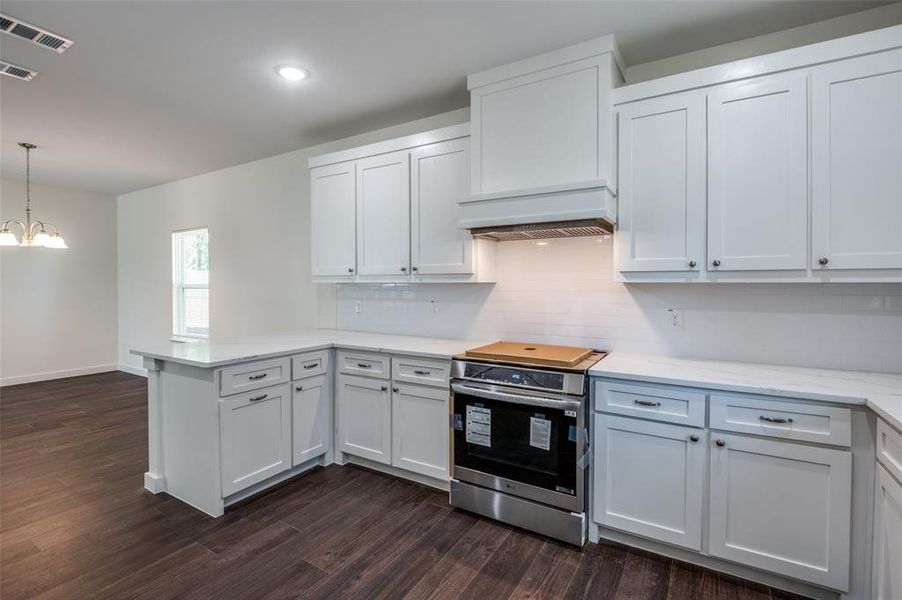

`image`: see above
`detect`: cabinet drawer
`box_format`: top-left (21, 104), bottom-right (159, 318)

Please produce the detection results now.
top-left (392, 356), bottom-right (451, 388)
top-left (877, 418), bottom-right (902, 483)
top-left (337, 350), bottom-right (390, 379)
top-left (709, 394), bottom-right (851, 447)
top-left (219, 358), bottom-right (291, 397)
top-left (291, 350), bottom-right (329, 380)
top-left (595, 380), bottom-right (706, 427)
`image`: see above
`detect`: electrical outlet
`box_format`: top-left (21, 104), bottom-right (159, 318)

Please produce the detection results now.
top-left (354, 301), bottom-right (362, 314)
top-left (667, 308), bottom-right (683, 329)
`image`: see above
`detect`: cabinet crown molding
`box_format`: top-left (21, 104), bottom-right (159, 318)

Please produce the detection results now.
top-left (613, 24), bottom-right (902, 105)
top-left (307, 123), bottom-right (470, 169)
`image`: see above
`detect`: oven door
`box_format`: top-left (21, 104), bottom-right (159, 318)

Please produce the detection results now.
top-left (451, 381), bottom-right (587, 512)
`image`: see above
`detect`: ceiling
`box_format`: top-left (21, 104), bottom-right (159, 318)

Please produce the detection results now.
top-left (0, 1), bottom-right (893, 196)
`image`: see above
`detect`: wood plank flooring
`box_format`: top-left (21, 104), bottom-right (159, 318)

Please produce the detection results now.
top-left (1, 371), bottom-right (809, 599)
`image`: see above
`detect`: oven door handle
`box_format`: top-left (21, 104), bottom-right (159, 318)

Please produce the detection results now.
top-left (451, 382), bottom-right (582, 412)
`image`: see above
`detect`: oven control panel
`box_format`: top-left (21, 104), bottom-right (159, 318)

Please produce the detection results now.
top-left (452, 360), bottom-right (585, 395)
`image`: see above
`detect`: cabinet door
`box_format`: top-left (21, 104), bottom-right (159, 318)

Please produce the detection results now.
top-left (873, 464), bottom-right (902, 600)
top-left (357, 151), bottom-right (411, 276)
top-left (391, 383), bottom-right (449, 480)
top-left (593, 414), bottom-right (705, 550)
top-left (337, 374), bottom-right (391, 464)
top-left (812, 49), bottom-right (902, 270)
top-left (220, 384), bottom-right (291, 496)
top-left (292, 375), bottom-right (330, 466)
top-left (310, 162), bottom-right (357, 277)
top-left (410, 138), bottom-right (473, 275)
top-left (709, 433), bottom-right (851, 590)
top-left (707, 74), bottom-right (808, 271)
top-left (616, 93), bottom-right (705, 272)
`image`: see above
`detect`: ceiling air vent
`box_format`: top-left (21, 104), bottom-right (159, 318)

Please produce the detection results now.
top-left (0, 61), bottom-right (37, 81)
top-left (0, 13), bottom-right (72, 53)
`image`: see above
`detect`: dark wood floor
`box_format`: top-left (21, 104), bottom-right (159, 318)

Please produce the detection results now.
top-left (0, 371), bottom-right (809, 599)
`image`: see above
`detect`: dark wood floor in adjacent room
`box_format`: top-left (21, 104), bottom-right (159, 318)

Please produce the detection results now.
top-left (1, 371), bottom-right (809, 599)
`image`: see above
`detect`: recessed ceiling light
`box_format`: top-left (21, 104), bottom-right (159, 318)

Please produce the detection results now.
top-left (276, 65), bottom-right (308, 82)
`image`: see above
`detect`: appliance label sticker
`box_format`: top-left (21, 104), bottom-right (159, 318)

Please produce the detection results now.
top-left (466, 406), bottom-right (491, 447)
top-left (530, 417), bottom-right (551, 451)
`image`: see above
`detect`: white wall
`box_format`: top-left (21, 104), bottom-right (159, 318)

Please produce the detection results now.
top-left (623, 3), bottom-right (902, 83)
top-left (0, 179), bottom-right (118, 385)
top-left (117, 108), bottom-right (469, 372)
top-left (336, 237), bottom-right (902, 374)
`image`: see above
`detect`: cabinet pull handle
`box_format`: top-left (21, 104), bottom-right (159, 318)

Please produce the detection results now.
top-left (249, 393), bottom-right (268, 402)
top-left (357, 363), bottom-right (371, 369)
top-left (818, 257), bottom-right (829, 266)
top-left (392, 387), bottom-right (399, 393)
top-left (296, 385), bottom-right (303, 392)
top-left (381, 385), bottom-right (388, 391)
top-left (248, 373), bottom-right (268, 380)
top-left (712, 259), bottom-right (721, 267)
top-left (634, 399), bottom-right (661, 407)
top-left (689, 434), bottom-right (700, 443)
top-left (715, 439), bottom-right (726, 447)
top-left (413, 370), bottom-right (431, 376)
top-left (303, 363), bottom-right (318, 369)
top-left (759, 415), bottom-right (793, 424)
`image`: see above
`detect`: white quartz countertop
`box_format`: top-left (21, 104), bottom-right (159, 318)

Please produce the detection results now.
top-left (130, 329), bottom-right (488, 368)
top-left (590, 352), bottom-right (902, 430)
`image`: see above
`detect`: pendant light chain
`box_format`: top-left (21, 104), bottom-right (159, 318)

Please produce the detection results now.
top-left (25, 144), bottom-right (31, 224)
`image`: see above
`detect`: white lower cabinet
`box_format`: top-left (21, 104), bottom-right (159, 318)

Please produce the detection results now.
top-left (337, 374), bottom-right (392, 465)
top-left (593, 414), bottom-right (705, 550)
top-left (220, 383), bottom-right (292, 496)
top-left (708, 433), bottom-right (851, 590)
top-left (872, 464), bottom-right (902, 600)
top-left (291, 375), bottom-right (330, 466)
top-left (391, 383), bottom-right (449, 480)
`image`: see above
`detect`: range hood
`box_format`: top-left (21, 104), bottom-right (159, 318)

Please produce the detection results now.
top-left (460, 33), bottom-right (622, 242)
top-left (470, 218), bottom-right (613, 241)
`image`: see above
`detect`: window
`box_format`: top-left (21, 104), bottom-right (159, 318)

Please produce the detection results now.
top-left (172, 228), bottom-right (209, 338)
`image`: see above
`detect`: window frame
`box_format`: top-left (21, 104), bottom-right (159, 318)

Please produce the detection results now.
top-left (171, 226), bottom-right (210, 340)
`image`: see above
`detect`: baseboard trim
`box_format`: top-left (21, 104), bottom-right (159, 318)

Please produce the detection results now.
top-left (118, 363), bottom-right (148, 377)
top-left (0, 364), bottom-right (119, 387)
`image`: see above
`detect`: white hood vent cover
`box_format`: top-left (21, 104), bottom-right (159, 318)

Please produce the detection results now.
top-left (0, 60), bottom-right (37, 81)
top-left (0, 13), bottom-right (73, 53)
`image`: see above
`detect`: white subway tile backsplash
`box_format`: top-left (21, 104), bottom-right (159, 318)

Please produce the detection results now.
top-left (336, 238), bottom-right (902, 373)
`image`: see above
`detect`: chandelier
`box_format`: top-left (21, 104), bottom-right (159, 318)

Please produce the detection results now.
top-left (0, 143), bottom-right (67, 248)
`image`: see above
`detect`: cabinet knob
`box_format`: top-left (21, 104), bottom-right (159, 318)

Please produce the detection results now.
top-left (689, 434), bottom-right (700, 442)
top-left (688, 260), bottom-right (697, 268)
top-left (381, 385), bottom-right (388, 391)
top-left (296, 385), bottom-right (303, 392)
top-left (347, 267), bottom-right (354, 273)
top-left (715, 439), bottom-right (726, 447)
top-left (818, 256), bottom-right (829, 266)
top-left (411, 266), bottom-right (418, 272)
top-left (712, 259), bottom-right (721, 267)
top-left (392, 386), bottom-right (399, 393)
top-left (401, 266), bottom-right (407, 272)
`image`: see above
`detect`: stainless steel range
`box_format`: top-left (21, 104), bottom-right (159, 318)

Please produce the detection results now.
top-left (449, 342), bottom-right (607, 546)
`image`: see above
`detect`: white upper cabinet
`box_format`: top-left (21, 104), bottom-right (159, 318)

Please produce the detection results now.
top-left (812, 49), bottom-right (902, 271)
top-left (308, 124), bottom-right (494, 283)
top-left (357, 151), bottom-right (411, 276)
top-left (616, 93), bottom-right (705, 272)
top-left (410, 138), bottom-right (473, 275)
top-left (463, 36), bottom-right (621, 229)
top-left (310, 162), bottom-right (357, 277)
top-left (707, 74), bottom-right (808, 271)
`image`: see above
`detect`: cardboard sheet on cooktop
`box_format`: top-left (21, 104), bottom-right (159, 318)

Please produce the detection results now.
top-left (465, 341), bottom-right (593, 367)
